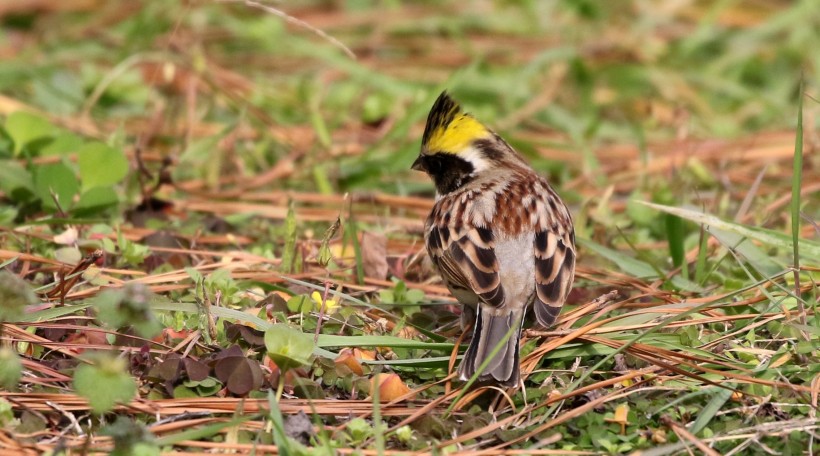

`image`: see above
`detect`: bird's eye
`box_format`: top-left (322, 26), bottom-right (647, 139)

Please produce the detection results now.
top-left (428, 157), bottom-right (442, 173)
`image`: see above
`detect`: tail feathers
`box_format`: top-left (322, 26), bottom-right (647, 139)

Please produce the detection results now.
top-left (458, 307), bottom-right (524, 387)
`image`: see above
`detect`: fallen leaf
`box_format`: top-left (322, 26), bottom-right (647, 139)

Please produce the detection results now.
top-left (604, 403), bottom-right (630, 434)
top-left (353, 348), bottom-right (376, 361)
top-left (361, 231), bottom-right (388, 280)
top-left (371, 373), bottom-right (415, 402)
top-left (769, 353), bottom-right (791, 368)
top-left (335, 349), bottom-right (364, 376)
top-left (53, 227), bottom-right (78, 245)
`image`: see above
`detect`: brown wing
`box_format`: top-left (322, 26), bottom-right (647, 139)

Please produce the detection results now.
top-left (532, 227), bottom-right (575, 327)
top-left (426, 215), bottom-right (506, 308)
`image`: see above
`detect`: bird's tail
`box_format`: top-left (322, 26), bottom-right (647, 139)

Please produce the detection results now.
top-left (458, 306), bottom-right (524, 387)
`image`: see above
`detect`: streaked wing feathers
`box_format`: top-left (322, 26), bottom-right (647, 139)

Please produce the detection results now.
top-left (427, 224), bottom-right (506, 308)
top-left (533, 229), bottom-right (575, 327)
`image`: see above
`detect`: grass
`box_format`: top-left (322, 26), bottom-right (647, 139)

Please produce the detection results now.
top-left (0, 0), bottom-right (818, 454)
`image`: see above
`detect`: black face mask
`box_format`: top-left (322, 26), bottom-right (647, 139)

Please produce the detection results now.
top-left (412, 153), bottom-right (475, 194)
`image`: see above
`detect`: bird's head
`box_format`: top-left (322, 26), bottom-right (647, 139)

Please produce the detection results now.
top-left (412, 92), bottom-right (506, 194)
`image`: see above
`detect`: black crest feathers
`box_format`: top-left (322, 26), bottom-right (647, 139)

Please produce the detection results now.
top-left (421, 91), bottom-right (462, 149)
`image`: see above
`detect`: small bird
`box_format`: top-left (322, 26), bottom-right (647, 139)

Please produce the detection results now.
top-left (412, 92), bottom-right (576, 387)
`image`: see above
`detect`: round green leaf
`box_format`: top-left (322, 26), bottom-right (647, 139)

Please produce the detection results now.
top-left (4, 111), bottom-right (57, 155)
top-left (172, 385), bottom-right (199, 399)
top-left (286, 295), bottom-right (312, 314)
top-left (0, 160), bottom-right (34, 194)
top-left (75, 186), bottom-right (119, 214)
top-left (77, 142), bottom-right (129, 191)
top-left (73, 354), bottom-right (136, 414)
top-left (264, 324), bottom-right (314, 372)
top-left (41, 132), bottom-right (84, 156)
top-left (33, 162), bottom-right (79, 211)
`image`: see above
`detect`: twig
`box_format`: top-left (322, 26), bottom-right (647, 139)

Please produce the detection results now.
top-left (219, 0), bottom-right (356, 59)
top-left (661, 415), bottom-right (720, 456)
top-left (313, 280), bottom-right (332, 343)
top-left (45, 249), bottom-right (104, 305)
top-left (46, 400), bottom-right (85, 437)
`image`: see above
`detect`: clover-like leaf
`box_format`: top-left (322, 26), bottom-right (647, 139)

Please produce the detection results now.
top-left (32, 162), bottom-right (79, 212)
top-left (214, 356), bottom-right (263, 396)
top-left (286, 294), bottom-right (312, 314)
top-left (264, 324), bottom-right (314, 372)
top-left (5, 111), bottom-right (57, 155)
top-left (75, 186), bottom-right (119, 215)
top-left (77, 141), bottom-right (129, 191)
top-left (0, 160), bottom-right (34, 196)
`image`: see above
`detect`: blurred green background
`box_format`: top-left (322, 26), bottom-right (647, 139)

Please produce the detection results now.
top-left (1, 0), bottom-right (817, 197)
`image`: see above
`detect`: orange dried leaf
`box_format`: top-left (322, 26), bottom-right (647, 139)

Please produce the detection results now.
top-left (274, 291), bottom-right (292, 300)
top-left (769, 353), bottom-right (791, 368)
top-left (335, 350), bottom-right (364, 376)
top-left (371, 373), bottom-right (415, 402)
top-left (353, 348), bottom-right (376, 361)
top-left (604, 403), bottom-right (630, 434)
top-left (154, 328), bottom-right (191, 344)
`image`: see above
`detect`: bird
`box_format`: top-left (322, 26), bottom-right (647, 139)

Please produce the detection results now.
top-left (411, 91), bottom-right (576, 387)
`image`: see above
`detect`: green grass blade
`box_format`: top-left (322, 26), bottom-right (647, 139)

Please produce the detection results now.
top-left (363, 356), bottom-right (455, 368)
top-left (346, 217), bottom-right (364, 285)
top-left (0, 257), bottom-right (19, 269)
top-left (694, 227), bottom-right (709, 284)
top-left (266, 390), bottom-right (293, 455)
top-left (157, 295), bottom-right (451, 351)
top-left (371, 371), bottom-right (385, 456)
top-left (665, 213), bottom-right (687, 280)
top-left (790, 80), bottom-right (804, 322)
top-left (316, 334), bottom-right (453, 351)
top-left (791, 82), bottom-right (803, 268)
top-left (151, 301), bottom-right (270, 328)
top-left (709, 227), bottom-right (783, 276)
top-left (580, 238), bottom-right (703, 292)
top-left (18, 304), bottom-right (93, 322)
top-left (281, 201), bottom-right (297, 274)
top-left (579, 238), bottom-right (655, 278)
top-left (688, 384), bottom-right (734, 435)
top-left (638, 202), bottom-right (820, 260)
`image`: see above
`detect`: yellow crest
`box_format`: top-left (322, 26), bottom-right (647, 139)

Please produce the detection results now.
top-left (422, 92), bottom-right (488, 154)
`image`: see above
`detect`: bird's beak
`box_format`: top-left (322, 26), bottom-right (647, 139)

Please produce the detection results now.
top-left (411, 155), bottom-right (425, 172)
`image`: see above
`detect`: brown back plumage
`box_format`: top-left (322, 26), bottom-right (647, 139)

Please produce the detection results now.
top-left (414, 92), bottom-right (576, 387)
